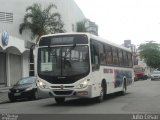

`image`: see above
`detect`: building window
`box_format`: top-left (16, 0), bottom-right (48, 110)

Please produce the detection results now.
top-left (0, 12), bottom-right (13, 23)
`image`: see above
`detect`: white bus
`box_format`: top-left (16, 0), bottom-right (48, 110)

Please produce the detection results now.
top-left (35, 33), bottom-right (134, 104)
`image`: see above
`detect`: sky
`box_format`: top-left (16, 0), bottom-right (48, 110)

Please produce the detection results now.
top-left (74, 0), bottom-right (160, 46)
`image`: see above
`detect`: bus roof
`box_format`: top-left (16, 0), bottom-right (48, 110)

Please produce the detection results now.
top-left (39, 32), bottom-right (131, 52)
top-left (89, 33), bottom-right (131, 52)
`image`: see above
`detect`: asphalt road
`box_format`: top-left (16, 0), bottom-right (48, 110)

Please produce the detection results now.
top-left (0, 79), bottom-right (160, 114)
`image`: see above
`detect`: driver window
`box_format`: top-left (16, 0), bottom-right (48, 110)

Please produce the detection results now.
top-left (90, 39), bottom-right (100, 71)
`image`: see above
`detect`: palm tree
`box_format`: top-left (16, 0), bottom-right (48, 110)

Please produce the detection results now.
top-left (19, 3), bottom-right (65, 43)
top-left (76, 19), bottom-right (87, 32)
top-left (77, 19), bottom-right (98, 35)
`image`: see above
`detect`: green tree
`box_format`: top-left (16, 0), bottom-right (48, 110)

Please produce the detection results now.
top-left (138, 41), bottom-right (160, 68)
top-left (19, 3), bottom-right (65, 43)
top-left (76, 19), bottom-right (87, 32)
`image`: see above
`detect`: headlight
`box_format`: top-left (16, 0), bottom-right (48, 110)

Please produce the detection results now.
top-left (37, 80), bottom-right (49, 89)
top-left (76, 79), bottom-right (90, 89)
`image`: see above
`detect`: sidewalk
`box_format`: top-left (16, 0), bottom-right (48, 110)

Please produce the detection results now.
top-left (0, 87), bottom-right (10, 103)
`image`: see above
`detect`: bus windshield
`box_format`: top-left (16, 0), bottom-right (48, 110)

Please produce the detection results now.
top-left (38, 45), bottom-right (89, 77)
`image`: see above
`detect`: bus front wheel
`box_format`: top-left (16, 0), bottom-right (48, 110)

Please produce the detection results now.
top-left (55, 97), bottom-right (65, 104)
top-left (96, 82), bottom-right (106, 103)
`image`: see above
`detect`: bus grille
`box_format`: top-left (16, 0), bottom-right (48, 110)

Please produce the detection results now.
top-left (51, 86), bottom-right (74, 88)
top-left (53, 91), bottom-right (73, 95)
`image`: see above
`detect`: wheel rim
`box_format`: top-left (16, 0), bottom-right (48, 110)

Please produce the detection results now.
top-left (100, 87), bottom-right (104, 101)
top-left (123, 87), bottom-right (126, 93)
top-left (123, 85), bottom-right (126, 94)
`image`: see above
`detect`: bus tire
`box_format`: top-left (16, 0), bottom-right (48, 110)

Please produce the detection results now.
top-left (96, 81), bottom-right (106, 103)
top-left (120, 80), bottom-right (127, 95)
top-left (55, 97), bottom-right (65, 104)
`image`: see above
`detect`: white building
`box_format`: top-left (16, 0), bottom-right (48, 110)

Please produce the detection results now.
top-left (84, 19), bottom-right (98, 36)
top-left (0, 0), bottom-right (85, 88)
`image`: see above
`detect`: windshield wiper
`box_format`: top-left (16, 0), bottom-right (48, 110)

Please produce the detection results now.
top-left (47, 46), bottom-right (57, 56)
top-left (61, 44), bottom-right (76, 72)
top-left (64, 44), bottom-right (76, 58)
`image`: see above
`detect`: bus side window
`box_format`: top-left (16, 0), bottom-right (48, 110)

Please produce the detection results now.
top-left (90, 39), bottom-right (100, 71)
top-left (112, 47), bottom-right (119, 66)
top-left (118, 49), bottom-right (124, 66)
top-left (128, 53), bottom-right (133, 67)
top-left (105, 45), bottom-right (113, 65)
top-left (98, 42), bottom-right (106, 65)
top-left (123, 51), bottom-right (129, 67)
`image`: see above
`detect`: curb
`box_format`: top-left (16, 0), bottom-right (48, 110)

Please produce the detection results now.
top-left (0, 87), bottom-right (10, 93)
top-left (0, 90), bottom-right (9, 93)
top-left (0, 92), bottom-right (9, 104)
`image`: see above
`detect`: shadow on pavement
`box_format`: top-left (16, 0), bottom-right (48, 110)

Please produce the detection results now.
top-left (0, 101), bottom-right (10, 104)
top-left (0, 98), bottom-right (42, 104)
top-left (43, 92), bottom-right (131, 107)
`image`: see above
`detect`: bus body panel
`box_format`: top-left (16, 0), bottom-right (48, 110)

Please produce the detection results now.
top-left (37, 74), bottom-right (95, 98)
top-left (35, 33), bottom-right (134, 99)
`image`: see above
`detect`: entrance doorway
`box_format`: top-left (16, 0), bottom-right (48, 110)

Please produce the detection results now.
top-left (0, 52), bottom-right (6, 87)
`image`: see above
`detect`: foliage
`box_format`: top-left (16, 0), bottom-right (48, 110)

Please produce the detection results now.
top-left (138, 41), bottom-right (160, 68)
top-left (19, 3), bottom-right (65, 42)
top-left (76, 19), bottom-right (87, 32)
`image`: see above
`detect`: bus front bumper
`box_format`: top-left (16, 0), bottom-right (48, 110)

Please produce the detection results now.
top-left (40, 85), bottom-right (93, 98)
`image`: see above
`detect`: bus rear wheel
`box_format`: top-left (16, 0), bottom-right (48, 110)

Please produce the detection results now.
top-left (55, 97), bottom-right (65, 104)
top-left (120, 81), bottom-right (127, 95)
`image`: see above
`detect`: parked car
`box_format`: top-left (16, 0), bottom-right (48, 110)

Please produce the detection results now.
top-left (134, 65), bottom-right (148, 80)
top-left (151, 71), bottom-right (160, 81)
top-left (8, 77), bottom-right (39, 102)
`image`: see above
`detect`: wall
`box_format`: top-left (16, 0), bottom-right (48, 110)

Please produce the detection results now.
top-left (0, 0), bottom-right (85, 42)
top-left (0, 0), bottom-right (85, 87)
